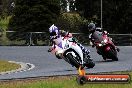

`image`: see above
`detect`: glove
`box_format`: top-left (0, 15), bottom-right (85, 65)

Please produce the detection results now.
top-left (48, 48), bottom-right (53, 52)
top-left (92, 45), bottom-right (95, 48)
top-left (72, 37), bottom-right (78, 43)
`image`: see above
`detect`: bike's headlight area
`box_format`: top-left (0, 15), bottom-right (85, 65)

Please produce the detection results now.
top-left (98, 44), bottom-right (102, 46)
top-left (57, 50), bottom-right (63, 54)
top-left (104, 39), bottom-right (108, 43)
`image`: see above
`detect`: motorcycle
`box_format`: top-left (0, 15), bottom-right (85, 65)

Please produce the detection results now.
top-left (49, 37), bottom-right (95, 69)
top-left (92, 31), bottom-right (118, 61)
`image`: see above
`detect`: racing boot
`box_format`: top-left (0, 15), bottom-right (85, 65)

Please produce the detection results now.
top-left (80, 64), bottom-right (85, 70)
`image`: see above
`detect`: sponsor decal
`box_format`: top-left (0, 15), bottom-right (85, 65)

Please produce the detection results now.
top-left (85, 74), bottom-right (130, 83)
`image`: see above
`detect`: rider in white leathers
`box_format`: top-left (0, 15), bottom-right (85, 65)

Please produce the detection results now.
top-left (48, 24), bottom-right (90, 59)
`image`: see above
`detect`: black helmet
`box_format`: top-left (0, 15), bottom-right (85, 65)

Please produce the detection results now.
top-left (88, 23), bottom-right (96, 31)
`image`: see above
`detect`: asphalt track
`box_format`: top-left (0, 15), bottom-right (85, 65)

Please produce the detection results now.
top-left (0, 46), bottom-right (132, 80)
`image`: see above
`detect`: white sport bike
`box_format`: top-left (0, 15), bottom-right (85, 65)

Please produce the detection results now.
top-left (49, 37), bottom-right (95, 69)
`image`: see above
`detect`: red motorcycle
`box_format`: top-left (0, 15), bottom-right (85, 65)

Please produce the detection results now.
top-left (93, 31), bottom-right (118, 61)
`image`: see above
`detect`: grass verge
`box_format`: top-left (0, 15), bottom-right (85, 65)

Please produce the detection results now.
top-left (0, 60), bottom-right (21, 72)
top-left (0, 71), bottom-right (131, 88)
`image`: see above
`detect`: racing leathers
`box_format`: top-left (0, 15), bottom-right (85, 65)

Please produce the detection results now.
top-left (89, 29), bottom-right (120, 60)
top-left (49, 30), bottom-right (90, 59)
top-left (60, 30), bottom-right (90, 57)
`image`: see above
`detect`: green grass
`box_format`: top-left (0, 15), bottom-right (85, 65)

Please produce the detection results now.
top-left (0, 60), bottom-right (21, 72)
top-left (0, 71), bottom-right (132, 88)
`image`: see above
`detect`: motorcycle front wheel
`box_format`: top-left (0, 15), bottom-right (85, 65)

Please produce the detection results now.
top-left (105, 47), bottom-right (118, 61)
top-left (66, 53), bottom-right (80, 69)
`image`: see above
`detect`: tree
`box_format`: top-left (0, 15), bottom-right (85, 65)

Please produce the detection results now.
top-left (102, 0), bottom-right (131, 33)
top-left (60, 0), bottom-right (76, 12)
top-left (0, 0), bottom-right (2, 15)
top-left (0, 0), bottom-right (8, 18)
top-left (75, 0), bottom-right (99, 18)
top-left (56, 12), bottom-right (88, 33)
top-left (60, 0), bottom-right (67, 12)
top-left (0, 0), bottom-right (14, 18)
top-left (75, 0), bottom-right (132, 34)
top-left (69, 0), bottom-right (76, 12)
top-left (8, 0), bottom-right (61, 32)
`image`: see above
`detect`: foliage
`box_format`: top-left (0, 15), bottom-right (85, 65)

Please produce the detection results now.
top-left (0, 0), bottom-right (8, 17)
top-left (56, 12), bottom-right (88, 33)
top-left (0, 0), bottom-right (13, 18)
top-left (8, 0), bottom-right (61, 32)
top-left (0, 16), bottom-right (10, 45)
top-left (0, 16), bottom-right (11, 30)
top-left (75, 0), bottom-right (132, 34)
top-left (1, 0), bottom-right (131, 34)
top-left (60, 0), bottom-right (67, 12)
top-left (102, 0), bottom-right (132, 33)
top-left (60, 0), bottom-right (76, 12)
top-left (75, 0), bottom-right (100, 20)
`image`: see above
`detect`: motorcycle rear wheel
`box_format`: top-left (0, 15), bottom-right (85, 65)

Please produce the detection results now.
top-left (85, 59), bottom-right (95, 68)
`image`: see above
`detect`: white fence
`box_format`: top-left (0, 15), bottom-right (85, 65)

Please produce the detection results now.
top-left (0, 31), bottom-right (132, 46)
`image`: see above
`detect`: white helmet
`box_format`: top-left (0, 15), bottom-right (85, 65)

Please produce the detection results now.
top-left (49, 24), bottom-right (59, 36)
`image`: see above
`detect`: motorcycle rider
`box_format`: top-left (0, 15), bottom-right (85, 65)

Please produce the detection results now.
top-left (48, 24), bottom-right (90, 60)
top-left (48, 24), bottom-right (62, 56)
top-left (88, 22), bottom-right (120, 60)
top-left (59, 30), bottom-right (90, 57)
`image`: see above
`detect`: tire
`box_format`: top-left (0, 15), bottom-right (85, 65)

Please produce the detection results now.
top-left (85, 60), bottom-right (95, 68)
top-left (76, 76), bottom-right (87, 85)
top-left (108, 48), bottom-right (118, 61)
top-left (66, 53), bottom-right (80, 69)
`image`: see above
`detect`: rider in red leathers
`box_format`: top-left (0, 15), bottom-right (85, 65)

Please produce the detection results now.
top-left (88, 22), bottom-right (120, 60)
